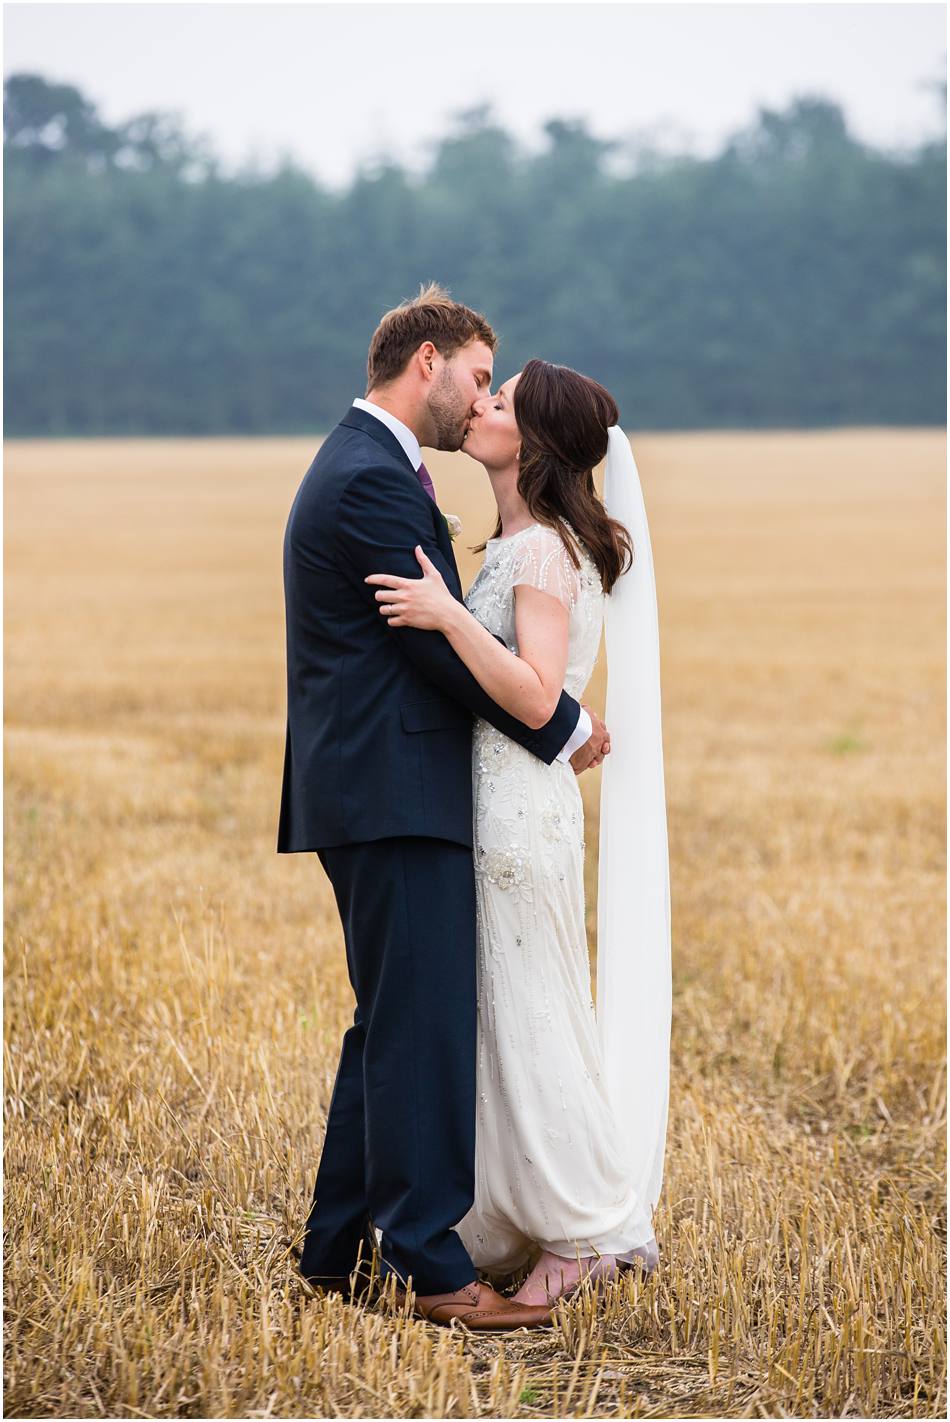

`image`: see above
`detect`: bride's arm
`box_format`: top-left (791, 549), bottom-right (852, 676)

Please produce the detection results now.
top-left (443, 581), bottom-right (568, 729)
top-left (366, 545), bottom-right (567, 729)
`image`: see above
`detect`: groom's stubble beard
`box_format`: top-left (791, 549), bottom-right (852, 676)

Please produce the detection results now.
top-left (426, 365), bottom-right (472, 451)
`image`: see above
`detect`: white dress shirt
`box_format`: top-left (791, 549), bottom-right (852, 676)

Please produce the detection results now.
top-left (350, 398), bottom-right (592, 763)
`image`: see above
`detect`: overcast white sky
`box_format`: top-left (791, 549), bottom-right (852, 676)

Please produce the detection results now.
top-left (4, 1), bottom-right (946, 184)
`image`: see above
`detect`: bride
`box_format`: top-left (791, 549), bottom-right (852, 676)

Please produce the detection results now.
top-left (365, 358), bottom-right (671, 1306)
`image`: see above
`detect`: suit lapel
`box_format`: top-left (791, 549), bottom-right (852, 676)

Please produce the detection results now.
top-left (340, 405), bottom-right (417, 472)
top-left (435, 508), bottom-right (463, 598)
top-left (338, 406), bottom-right (464, 598)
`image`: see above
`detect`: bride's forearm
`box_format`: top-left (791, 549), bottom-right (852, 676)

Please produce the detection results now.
top-left (441, 600), bottom-right (557, 730)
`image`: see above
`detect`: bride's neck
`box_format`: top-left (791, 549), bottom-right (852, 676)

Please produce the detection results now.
top-left (486, 462), bottom-right (532, 537)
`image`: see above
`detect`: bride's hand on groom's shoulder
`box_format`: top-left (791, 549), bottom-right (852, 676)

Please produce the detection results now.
top-left (569, 703), bottom-right (611, 774)
top-left (365, 546), bottom-right (457, 632)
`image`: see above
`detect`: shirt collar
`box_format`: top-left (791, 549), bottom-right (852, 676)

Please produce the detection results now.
top-left (351, 398), bottom-right (422, 471)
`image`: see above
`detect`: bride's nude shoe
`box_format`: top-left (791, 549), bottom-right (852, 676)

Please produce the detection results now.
top-left (512, 1238), bottom-right (660, 1306)
top-left (393, 1279), bottom-right (553, 1330)
top-left (512, 1249), bottom-right (617, 1306)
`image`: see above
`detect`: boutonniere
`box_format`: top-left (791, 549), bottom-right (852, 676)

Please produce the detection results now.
top-left (444, 514), bottom-right (463, 542)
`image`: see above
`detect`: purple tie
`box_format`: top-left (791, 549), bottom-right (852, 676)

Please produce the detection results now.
top-left (416, 459), bottom-right (437, 503)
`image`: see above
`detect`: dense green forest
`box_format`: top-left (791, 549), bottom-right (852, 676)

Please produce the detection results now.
top-left (4, 73), bottom-right (946, 434)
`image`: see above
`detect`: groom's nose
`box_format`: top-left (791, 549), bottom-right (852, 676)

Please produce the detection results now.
top-left (471, 394), bottom-right (491, 417)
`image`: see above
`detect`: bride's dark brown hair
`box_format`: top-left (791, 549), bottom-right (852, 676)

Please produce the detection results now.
top-left (474, 358), bottom-right (634, 594)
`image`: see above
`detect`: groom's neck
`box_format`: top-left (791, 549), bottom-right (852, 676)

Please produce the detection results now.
top-left (364, 386), bottom-right (429, 445)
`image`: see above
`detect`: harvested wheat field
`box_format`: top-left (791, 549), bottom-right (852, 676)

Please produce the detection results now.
top-left (4, 428), bottom-right (946, 1418)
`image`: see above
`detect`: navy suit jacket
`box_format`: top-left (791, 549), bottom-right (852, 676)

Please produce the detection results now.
top-left (277, 405), bottom-right (582, 850)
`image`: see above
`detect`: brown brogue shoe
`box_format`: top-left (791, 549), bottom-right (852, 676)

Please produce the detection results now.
top-left (300, 1265), bottom-right (375, 1301)
top-left (297, 1219), bottom-right (380, 1302)
top-left (394, 1279), bottom-right (552, 1330)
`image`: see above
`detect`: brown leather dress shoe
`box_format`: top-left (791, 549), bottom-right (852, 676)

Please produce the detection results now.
top-left (297, 1218), bottom-right (379, 1301)
top-left (394, 1279), bottom-right (552, 1330)
top-left (303, 1269), bottom-right (374, 1301)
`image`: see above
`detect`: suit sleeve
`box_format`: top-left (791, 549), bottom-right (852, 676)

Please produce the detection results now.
top-left (334, 462), bottom-right (581, 764)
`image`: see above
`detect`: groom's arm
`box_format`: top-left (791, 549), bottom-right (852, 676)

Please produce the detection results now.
top-left (334, 462), bottom-right (584, 765)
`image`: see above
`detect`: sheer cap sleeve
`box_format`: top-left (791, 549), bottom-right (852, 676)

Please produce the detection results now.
top-left (510, 523), bottom-right (581, 613)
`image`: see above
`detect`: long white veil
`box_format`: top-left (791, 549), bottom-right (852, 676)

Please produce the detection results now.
top-left (596, 425), bottom-right (672, 1222)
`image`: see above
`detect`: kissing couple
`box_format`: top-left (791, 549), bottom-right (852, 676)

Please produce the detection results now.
top-left (278, 283), bottom-right (672, 1330)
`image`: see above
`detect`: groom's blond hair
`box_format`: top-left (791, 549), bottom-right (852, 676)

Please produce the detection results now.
top-left (366, 282), bottom-right (497, 391)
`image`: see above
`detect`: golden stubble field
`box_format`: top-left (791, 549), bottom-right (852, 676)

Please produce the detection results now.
top-left (3, 428), bottom-right (946, 1419)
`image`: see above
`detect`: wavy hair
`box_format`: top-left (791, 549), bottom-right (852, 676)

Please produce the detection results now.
top-left (474, 358), bottom-right (634, 593)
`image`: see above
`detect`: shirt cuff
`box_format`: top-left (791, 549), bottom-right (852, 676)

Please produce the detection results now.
top-left (555, 706), bottom-right (592, 763)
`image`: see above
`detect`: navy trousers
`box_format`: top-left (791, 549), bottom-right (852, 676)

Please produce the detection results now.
top-left (299, 836), bottom-right (480, 1295)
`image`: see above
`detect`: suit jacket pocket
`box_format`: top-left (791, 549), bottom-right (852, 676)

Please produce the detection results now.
top-left (400, 698), bottom-right (473, 734)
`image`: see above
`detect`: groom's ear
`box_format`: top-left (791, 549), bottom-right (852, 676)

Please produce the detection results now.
top-left (417, 341), bottom-right (438, 382)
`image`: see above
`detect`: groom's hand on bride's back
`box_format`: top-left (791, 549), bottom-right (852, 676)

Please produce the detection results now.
top-left (569, 703), bottom-right (611, 774)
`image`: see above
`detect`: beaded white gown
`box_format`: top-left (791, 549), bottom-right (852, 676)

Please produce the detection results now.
top-left (454, 520), bottom-right (658, 1274)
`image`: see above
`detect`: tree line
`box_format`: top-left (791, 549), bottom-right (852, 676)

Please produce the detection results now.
top-left (4, 73), bottom-right (946, 434)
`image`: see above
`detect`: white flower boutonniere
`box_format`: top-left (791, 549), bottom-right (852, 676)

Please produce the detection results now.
top-left (444, 514), bottom-right (463, 542)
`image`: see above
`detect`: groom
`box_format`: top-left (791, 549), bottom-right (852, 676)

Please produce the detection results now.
top-left (278, 283), bottom-right (609, 1329)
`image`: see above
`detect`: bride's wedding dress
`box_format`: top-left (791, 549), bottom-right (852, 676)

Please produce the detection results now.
top-left (454, 520), bottom-right (658, 1275)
